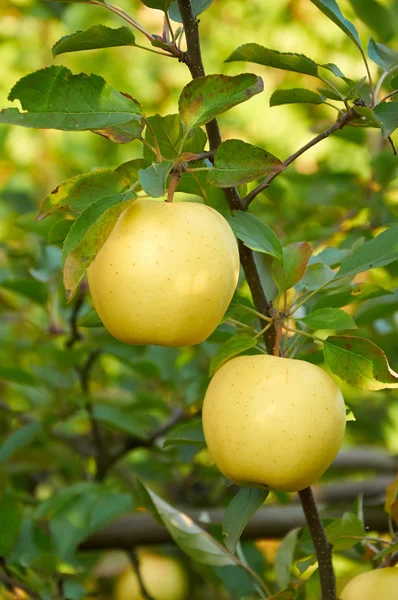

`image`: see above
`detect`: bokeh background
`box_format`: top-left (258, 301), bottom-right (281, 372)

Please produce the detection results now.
top-left (0, 1), bottom-right (398, 599)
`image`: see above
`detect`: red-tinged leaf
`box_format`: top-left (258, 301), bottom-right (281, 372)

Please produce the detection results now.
top-left (272, 242), bottom-right (312, 293)
top-left (323, 336), bottom-right (398, 390)
top-left (207, 139), bottom-right (283, 187)
top-left (93, 118), bottom-right (145, 144)
top-left (63, 199), bottom-right (132, 300)
top-left (179, 73), bottom-right (263, 130)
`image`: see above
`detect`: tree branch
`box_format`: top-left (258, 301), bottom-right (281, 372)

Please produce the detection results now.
top-left (128, 550), bottom-right (156, 600)
top-left (0, 572), bottom-right (40, 600)
top-left (177, 0), bottom-right (275, 352)
top-left (242, 109), bottom-right (357, 209)
top-left (299, 487), bottom-right (336, 600)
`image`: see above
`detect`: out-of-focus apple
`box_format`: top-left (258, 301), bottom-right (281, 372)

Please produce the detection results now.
top-left (340, 566), bottom-right (398, 599)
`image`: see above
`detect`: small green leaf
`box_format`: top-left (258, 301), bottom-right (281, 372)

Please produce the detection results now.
top-left (209, 334), bottom-right (258, 377)
top-left (324, 335), bottom-right (398, 390)
top-left (374, 103), bottom-right (398, 137)
top-left (52, 25), bottom-right (137, 57)
top-left (0, 367), bottom-right (36, 386)
top-left (270, 88), bottom-right (324, 106)
top-left (0, 422), bottom-right (41, 463)
top-left (138, 160), bottom-right (173, 197)
top-left (92, 404), bottom-right (158, 439)
top-left (275, 529), bottom-right (300, 590)
top-left (309, 0), bottom-right (362, 50)
top-left (62, 192), bottom-right (135, 265)
top-left (345, 76), bottom-right (367, 101)
top-left (63, 199), bottom-right (133, 299)
top-left (299, 308), bottom-right (357, 330)
top-left (226, 44), bottom-right (319, 77)
top-left (169, 0), bottom-right (214, 22)
top-left (143, 486), bottom-right (236, 566)
top-left (272, 242), bottom-right (312, 293)
top-left (179, 74), bottom-right (263, 130)
top-left (368, 38), bottom-right (398, 71)
top-left (163, 418), bottom-right (205, 447)
top-left (337, 226), bottom-right (398, 278)
top-left (0, 494), bottom-right (22, 555)
top-left (207, 139), bottom-right (283, 187)
top-left (80, 310), bottom-right (103, 327)
top-left (1, 279), bottom-right (48, 304)
top-left (325, 512), bottom-right (365, 550)
top-left (0, 66), bottom-right (143, 132)
top-left (223, 488), bottom-right (269, 554)
top-left (227, 212), bottom-right (283, 260)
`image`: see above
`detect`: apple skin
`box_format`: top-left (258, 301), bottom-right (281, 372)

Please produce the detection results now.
top-left (114, 552), bottom-right (189, 600)
top-left (202, 355), bottom-right (346, 492)
top-left (340, 567), bottom-right (398, 600)
top-left (87, 199), bottom-right (239, 347)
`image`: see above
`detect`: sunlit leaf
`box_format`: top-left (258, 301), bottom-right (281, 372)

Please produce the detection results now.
top-left (324, 335), bottom-right (398, 390)
top-left (272, 242), bottom-right (312, 293)
top-left (226, 44), bottom-right (319, 77)
top-left (179, 74), bottom-right (263, 130)
top-left (325, 512), bottom-right (365, 550)
top-left (227, 212), bottom-right (282, 260)
top-left (299, 308), bottom-right (357, 330)
top-left (52, 25), bottom-right (137, 57)
top-left (337, 226), bottom-right (398, 278)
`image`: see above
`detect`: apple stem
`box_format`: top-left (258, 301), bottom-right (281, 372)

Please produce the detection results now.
top-left (128, 550), bottom-right (156, 600)
top-left (299, 487), bottom-right (336, 600)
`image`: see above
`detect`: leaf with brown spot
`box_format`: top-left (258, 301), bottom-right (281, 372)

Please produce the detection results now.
top-left (324, 335), bottom-right (398, 390)
top-left (179, 73), bottom-right (263, 130)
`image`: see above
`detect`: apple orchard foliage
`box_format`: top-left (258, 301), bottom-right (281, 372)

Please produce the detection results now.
top-left (0, 0), bottom-right (398, 599)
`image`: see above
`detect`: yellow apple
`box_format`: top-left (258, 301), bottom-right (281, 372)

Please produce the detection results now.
top-left (202, 355), bottom-right (346, 492)
top-left (87, 199), bottom-right (239, 347)
top-left (340, 566), bottom-right (398, 599)
top-left (114, 552), bottom-right (189, 600)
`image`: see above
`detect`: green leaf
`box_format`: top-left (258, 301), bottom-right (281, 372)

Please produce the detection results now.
top-left (207, 139), bottom-right (283, 187)
top-left (299, 308), bottom-right (357, 330)
top-left (323, 335), bottom-right (398, 390)
top-left (92, 404), bottom-right (158, 439)
top-left (0, 279), bottom-right (48, 304)
top-left (63, 199), bottom-right (133, 299)
top-left (325, 512), bottom-right (365, 550)
top-left (0, 367), bottom-right (36, 386)
top-left (272, 242), bottom-right (312, 293)
top-left (345, 76), bottom-right (367, 101)
top-left (317, 87), bottom-right (343, 101)
top-left (0, 66), bottom-right (143, 131)
top-left (179, 73), bottom-right (263, 130)
top-left (223, 488), bottom-right (268, 554)
top-left (275, 529), bottom-right (300, 590)
top-left (270, 88), bottom-right (324, 106)
top-left (312, 283), bottom-right (391, 311)
top-left (348, 0), bottom-right (394, 42)
top-left (62, 581), bottom-right (87, 600)
top-left (48, 218), bottom-right (74, 245)
top-left (0, 422), bottom-right (41, 463)
top-left (322, 63), bottom-right (346, 78)
top-left (52, 25), bottom-right (137, 57)
top-left (227, 212), bottom-right (282, 260)
top-left (138, 160), bottom-right (173, 197)
top-left (301, 262), bottom-right (335, 291)
top-left (374, 103), bottom-right (398, 137)
top-left (144, 114), bottom-right (206, 162)
top-left (163, 418), bottom-right (205, 447)
top-left (337, 226), bottom-right (398, 278)
top-left (309, 0), bottom-right (362, 49)
top-left (169, 0), bottom-right (214, 22)
top-left (61, 192), bottom-right (135, 265)
top-left (37, 168), bottom-right (133, 220)
top-left (225, 44), bottom-right (319, 77)
top-left (143, 486), bottom-right (236, 566)
top-left (209, 334), bottom-right (258, 377)
top-left (368, 38), bottom-right (398, 71)
top-left (79, 310), bottom-right (103, 327)
top-left (115, 158), bottom-right (150, 183)
top-left (141, 0), bottom-right (172, 10)
top-left (0, 494), bottom-right (22, 555)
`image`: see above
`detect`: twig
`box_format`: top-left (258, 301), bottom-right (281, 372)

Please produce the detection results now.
top-left (65, 289), bottom-right (85, 349)
top-left (388, 136), bottom-right (397, 155)
top-left (0, 571), bottom-right (40, 600)
top-left (177, 0), bottom-right (276, 354)
top-left (242, 109), bottom-right (357, 209)
top-left (78, 351), bottom-right (108, 481)
top-left (128, 550), bottom-right (156, 600)
top-left (299, 487), bottom-right (336, 600)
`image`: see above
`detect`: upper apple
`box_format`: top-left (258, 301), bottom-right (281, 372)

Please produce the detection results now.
top-left (88, 199), bottom-right (240, 346)
top-left (202, 354), bottom-right (346, 492)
